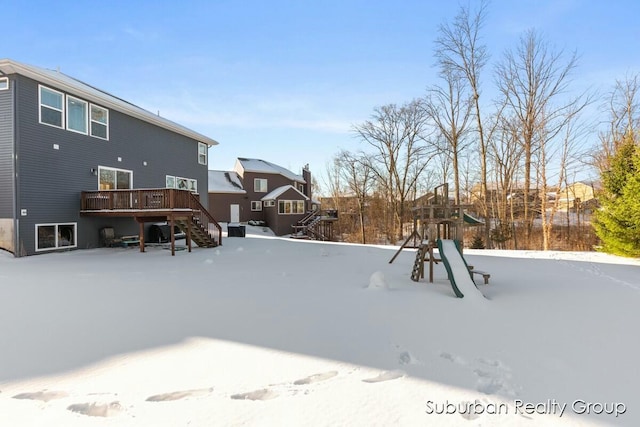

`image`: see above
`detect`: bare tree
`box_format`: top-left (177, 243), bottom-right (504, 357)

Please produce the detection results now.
top-left (322, 158), bottom-right (346, 238)
top-left (541, 96), bottom-right (595, 250)
top-left (495, 29), bottom-right (581, 242)
top-left (423, 69), bottom-right (473, 204)
top-left (352, 99), bottom-right (434, 242)
top-left (593, 73), bottom-right (640, 173)
top-left (434, 0), bottom-right (491, 244)
top-left (488, 114), bottom-right (525, 240)
top-left (335, 150), bottom-right (373, 244)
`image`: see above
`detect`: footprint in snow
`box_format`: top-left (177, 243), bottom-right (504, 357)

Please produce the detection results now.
top-left (439, 351), bottom-right (467, 365)
top-left (459, 400), bottom-right (481, 421)
top-left (67, 401), bottom-right (123, 417)
top-left (362, 370), bottom-right (405, 383)
top-left (146, 387), bottom-right (213, 402)
top-left (12, 390), bottom-right (69, 402)
top-left (398, 350), bottom-right (421, 365)
top-left (473, 358), bottom-right (519, 397)
top-left (230, 389), bottom-right (279, 401)
top-left (293, 371), bottom-right (338, 385)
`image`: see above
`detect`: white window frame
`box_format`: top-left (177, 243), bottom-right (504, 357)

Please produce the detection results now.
top-left (90, 104), bottom-right (109, 140)
top-left (251, 201), bottom-right (263, 211)
top-left (35, 222), bottom-right (77, 252)
top-left (98, 166), bottom-right (133, 190)
top-left (198, 142), bottom-right (207, 165)
top-left (166, 175), bottom-right (197, 193)
top-left (264, 200), bottom-right (275, 207)
top-left (0, 77), bottom-right (8, 90)
top-left (278, 200), bottom-right (305, 215)
top-left (176, 176), bottom-right (189, 190)
top-left (66, 95), bottom-right (88, 134)
top-left (254, 178), bottom-right (268, 193)
top-left (39, 85), bottom-right (65, 129)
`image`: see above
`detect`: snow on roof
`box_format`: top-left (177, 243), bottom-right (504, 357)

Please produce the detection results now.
top-left (0, 58), bottom-right (218, 146)
top-left (208, 170), bottom-right (246, 194)
top-left (236, 158), bottom-right (305, 183)
top-left (261, 185), bottom-right (309, 201)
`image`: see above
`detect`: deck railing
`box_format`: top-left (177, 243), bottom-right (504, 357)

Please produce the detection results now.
top-left (81, 188), bottom-right (193, 211)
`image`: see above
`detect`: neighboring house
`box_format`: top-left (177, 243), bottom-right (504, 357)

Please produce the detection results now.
top-left (556, 181), bottom-right (601, 213)
top-left (0, 59), bottom-right (221, 257)
top-left (208, 158), bottom-right (318, 235)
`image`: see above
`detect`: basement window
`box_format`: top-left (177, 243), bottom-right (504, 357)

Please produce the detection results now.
top-left (36, 223), bottom-right (77, 251)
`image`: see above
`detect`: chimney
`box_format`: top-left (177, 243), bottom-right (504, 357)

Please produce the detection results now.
top-left (302, 164), bottom-right (312, 211)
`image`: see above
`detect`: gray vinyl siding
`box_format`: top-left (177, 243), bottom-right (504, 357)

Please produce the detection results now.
top-left (0, 76), bottom-right (16, 253)
top-left (0, 76), bottom-right (15, 218)
top-left (13, 75), bottom-right (209, 255)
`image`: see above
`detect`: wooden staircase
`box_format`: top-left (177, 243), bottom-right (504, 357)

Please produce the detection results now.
top-left (174, 193), bottom-right (222, 248)
top-left (175, 216), bottom-right (217, 247)
top-left (291, 211), bottom-right (332, 241)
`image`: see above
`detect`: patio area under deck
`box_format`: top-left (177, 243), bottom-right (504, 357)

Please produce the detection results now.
top-left (80, 188), bottom-right (222, 256)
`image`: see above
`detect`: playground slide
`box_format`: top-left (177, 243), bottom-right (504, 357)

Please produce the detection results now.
top-left (437, 239), bottom-right (485, 300)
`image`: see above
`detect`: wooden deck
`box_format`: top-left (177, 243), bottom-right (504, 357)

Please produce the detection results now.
top-left (81, 188), bottom-right (222, 255)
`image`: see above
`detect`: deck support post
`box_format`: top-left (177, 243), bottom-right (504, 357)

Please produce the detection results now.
top-left (139, 220), bottom-right (145, 252)
top-left (170, 216), bottom-right (176, 256)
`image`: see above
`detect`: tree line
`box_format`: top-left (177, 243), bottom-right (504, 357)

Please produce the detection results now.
top-left (321, 1), bottom-right (640, 254)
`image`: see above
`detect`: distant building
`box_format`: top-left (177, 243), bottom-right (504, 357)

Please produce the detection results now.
top-left (208, 158), bottom-right (318, 236)
top-left (556, 181), bottom-right (601, 213)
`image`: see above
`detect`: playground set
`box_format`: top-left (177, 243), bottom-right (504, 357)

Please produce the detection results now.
top-left (389, 184), bottom-right (490, 298)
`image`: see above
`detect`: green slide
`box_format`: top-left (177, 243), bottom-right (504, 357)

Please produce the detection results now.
top-left (437, 239), bottom-right (479, 298)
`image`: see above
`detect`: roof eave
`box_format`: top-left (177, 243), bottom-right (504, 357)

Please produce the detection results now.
top-left (0, 59), bottom-right (218, 146)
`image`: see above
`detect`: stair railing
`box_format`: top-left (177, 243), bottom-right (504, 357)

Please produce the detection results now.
top-left (188, 192), bottom-right (223, 245)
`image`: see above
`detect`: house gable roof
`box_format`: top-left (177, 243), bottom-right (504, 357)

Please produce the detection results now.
top-left (0, 58), bottom-right (218, 146)
top-left (208, 170), bottom-right (246, 194)
top-left (261, 185), bottom-right (309, 201)
top-left (235, 158), bottom-right (305, 183)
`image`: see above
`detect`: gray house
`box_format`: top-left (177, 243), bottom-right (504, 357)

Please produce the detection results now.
top-left (0, 59), bottom-right (221, 257)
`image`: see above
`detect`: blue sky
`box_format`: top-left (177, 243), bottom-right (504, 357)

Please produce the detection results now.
top-left (5, 0), bottom-right (640, 190)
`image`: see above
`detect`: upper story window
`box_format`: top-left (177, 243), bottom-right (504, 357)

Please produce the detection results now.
top-left (198, 142), bottom-right (207, 165)
top-left (67, 96), bottom-right (88, 134)
top-left (38, 84), bottom-right (109, 140)
top-left (0, 77), bottom-right (8, 90)
top-left (39, 85), bottom-right (64, 128)
top-left (254, 178), bottom-right (268, 193)
top-left (90, 104), bottom-right (109, 139)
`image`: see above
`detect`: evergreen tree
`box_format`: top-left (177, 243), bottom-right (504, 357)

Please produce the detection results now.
top-left (470, 234), bottom-right (485, 249)
top-left (593, 135), bottom-right (640, 257)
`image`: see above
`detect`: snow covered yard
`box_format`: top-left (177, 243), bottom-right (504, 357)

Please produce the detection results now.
top-left (0, 226), bottom-right (638, 426)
